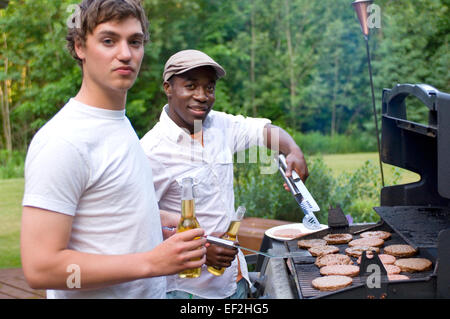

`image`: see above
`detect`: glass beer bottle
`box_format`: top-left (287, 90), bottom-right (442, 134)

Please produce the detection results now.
top-left (207, 206), bottom-right (246, 276)
top-left (177, 177), bottom-right (202, 278)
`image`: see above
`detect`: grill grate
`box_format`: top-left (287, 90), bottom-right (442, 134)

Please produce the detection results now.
top-left (293, 263), bottom-right (364, 298)
top-left (374, 206), bottom-right (450, 249)
top-left (285, 224), bottom-right (435, 298)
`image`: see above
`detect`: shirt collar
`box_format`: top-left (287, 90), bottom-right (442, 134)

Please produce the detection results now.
top-left (160, 104), bottom-right (192, 143)
top-left (160, 104), bottom-right (212, 144)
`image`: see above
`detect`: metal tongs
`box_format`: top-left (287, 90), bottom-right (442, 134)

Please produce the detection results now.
top-left (277, 154), bottom-right (322, 230)
top-left (205, 236), bottom-right (305, 259)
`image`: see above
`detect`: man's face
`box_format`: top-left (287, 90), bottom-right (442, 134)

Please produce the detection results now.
top-left (165, 66), bottom-right (216, 133)
top-left (75, 17), bottom-right (145, 93)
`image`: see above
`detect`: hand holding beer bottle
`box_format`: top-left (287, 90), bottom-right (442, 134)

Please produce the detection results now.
top-left (207, 206), bottom-right (246, 276)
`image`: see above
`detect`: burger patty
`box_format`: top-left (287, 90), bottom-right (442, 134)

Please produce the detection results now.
top-left (360, 230), bottom-right (391, 240)
top-left (308, 245), bottom-right (340, 257)
top-left (319, 265), bottom-right (360, 277)
top-left (315, 254), bottom-right (353, 268)
top-left (272, 228), bottom-right (303, 239)
top-left (297, 238), bottom-right (327, 249)
top-left (357, 253), bottom-right (396, 265)
top-left (348, 237), bottom-right (384, 248)
top-left (311, 275), bottom-right (353, 291)
top-left (323, 233), bottom-right (353, 245)
top-left (394, 258), bottom-right (432, 272)
top-left (345, 246), bottom-right (380, 257)
top-left (384, 244), bottom-right (417, 257)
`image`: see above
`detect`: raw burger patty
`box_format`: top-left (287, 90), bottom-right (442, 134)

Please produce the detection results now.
top-left (394, 258), bottom-right (432, 272)
top-left (298, 239), bottom-right (327, 249)
top-left (384, 264), bottom-right (401, 275)
top-left (384, 244), bottom-right (417, 257)
top-left (272, 228), bottom-right (303, 239)
top-left (320, 265), bottom-right (360, 277)
top-left (308, 245), bottom-right (339, 257)
top-left (388, 274), bottom-right (409, 281)
top-left (312, 275), bottom-right (353, 291)
top-left (360, 230), bottom-right (391, 240)
top-left (357, 253), bottom-right (396, 265)
top-left (348, 237), bottom-right (384, 248)
top-left (345, 246), bottom-right (380, 257)
top-left (323, 233), bottom-right (353, 244)
top-left (315, 254), bottom-right (353, 268)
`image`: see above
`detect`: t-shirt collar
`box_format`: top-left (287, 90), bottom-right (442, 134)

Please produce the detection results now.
top-left (70, 98), bottom-right (126, 120)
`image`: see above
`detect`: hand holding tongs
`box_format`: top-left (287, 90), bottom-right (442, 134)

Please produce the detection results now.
top-left (277, 154), bottom-right (322, 230)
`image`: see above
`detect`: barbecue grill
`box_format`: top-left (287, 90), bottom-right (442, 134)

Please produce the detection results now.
top-left (252, 84), bottom-right (450, 299)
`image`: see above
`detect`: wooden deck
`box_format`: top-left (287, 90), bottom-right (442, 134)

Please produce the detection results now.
top-left (0, 268), bottom-right (45, 299)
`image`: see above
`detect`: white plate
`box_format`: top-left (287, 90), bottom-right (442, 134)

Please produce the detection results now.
top-left (265, 223), bottom-right (328, 241)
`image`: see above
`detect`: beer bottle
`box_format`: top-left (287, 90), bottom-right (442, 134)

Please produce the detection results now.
top-left (207, 206), bottom-right (246, 276)
top-left (177, 177), bottom-right (202, 278)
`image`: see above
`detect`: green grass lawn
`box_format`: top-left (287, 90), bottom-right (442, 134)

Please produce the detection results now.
top-left (0, 152), bottom-right (421, 269)
top-left (318, 152), bottom-right (420, 185)
top-left (0, 178), bottom-right (24, 268)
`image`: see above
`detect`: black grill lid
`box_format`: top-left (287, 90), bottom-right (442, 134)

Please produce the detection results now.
top-left (380, 84), bottom-right (450, 206)
top-left (377, 84), bottom-right (450, 250)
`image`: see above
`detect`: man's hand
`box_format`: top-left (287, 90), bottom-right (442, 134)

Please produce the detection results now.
top-left (205, 232), bottom-right (238, 269)
top-left (147, 228), bottom-right (207, 277)
top-left (284, 147), bottom-right (308, 182)
top-left (282, 148), bottom-right (309, 192)
top-left (263, 124), bottom-right (309, 182)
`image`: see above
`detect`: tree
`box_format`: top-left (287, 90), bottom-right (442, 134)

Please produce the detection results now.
top-left (374, 0), bottom-right (449, 124)
top-left (0, 14), bottom-right (12, 151)
top-left (306, 0), bottom-right (370, 135)
top-left (0, 0), bottom-right (81, 150)
top-left (0, 0), bottom-right (448, 151)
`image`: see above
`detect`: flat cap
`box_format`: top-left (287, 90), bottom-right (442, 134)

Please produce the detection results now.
top-left (163, 49), bottom-right (226, 82)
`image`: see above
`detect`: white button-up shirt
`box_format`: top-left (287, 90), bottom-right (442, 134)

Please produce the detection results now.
top-left (140, 105), bottom-right (270, 298)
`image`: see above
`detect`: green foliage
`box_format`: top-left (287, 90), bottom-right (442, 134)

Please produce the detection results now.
top-left (0, 149), bottom-right (24, 179)
top-left (373, 0), bottom-right (450, 124)
top-left (1, 0), bottom-right (448, 150)
top-left (234, 155), bottom-right (403, 224)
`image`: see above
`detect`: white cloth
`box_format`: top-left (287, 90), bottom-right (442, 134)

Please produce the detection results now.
top-left (140, 105), bottom-right (270, 298)
top-left (22, 98), bottom-right (166, 299)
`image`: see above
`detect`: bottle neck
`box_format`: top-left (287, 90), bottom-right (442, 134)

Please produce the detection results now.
top-left (181, 177), bottom-right (195, 218)
top-left (181, 178), bottom-right (194, 200)
top-left (181, 199), bottom-right (195, 218)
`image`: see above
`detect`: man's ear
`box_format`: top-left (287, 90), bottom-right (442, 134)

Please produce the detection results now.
top-left (163, 81), bottom-right (172, 98)
top-left (74, 37), bottom-right (86, 62)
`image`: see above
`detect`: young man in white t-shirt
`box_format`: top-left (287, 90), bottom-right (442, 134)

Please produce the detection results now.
top-left (21, 0), bottom-right (206, 299)
top-left (140, 50), bottom-right (309, 299)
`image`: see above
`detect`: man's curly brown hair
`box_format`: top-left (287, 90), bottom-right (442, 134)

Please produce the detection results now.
top-left (66, 0), bottom-right (149, 66)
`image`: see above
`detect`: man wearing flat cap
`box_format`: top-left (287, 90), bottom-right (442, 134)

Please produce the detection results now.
top-left (140, 49), bottom-right (308, 299)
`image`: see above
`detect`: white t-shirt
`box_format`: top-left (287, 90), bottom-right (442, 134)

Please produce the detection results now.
top-left (140, 105), bottom-right (270, 298)
top-left (22, 98), bottom-right (166, 299)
